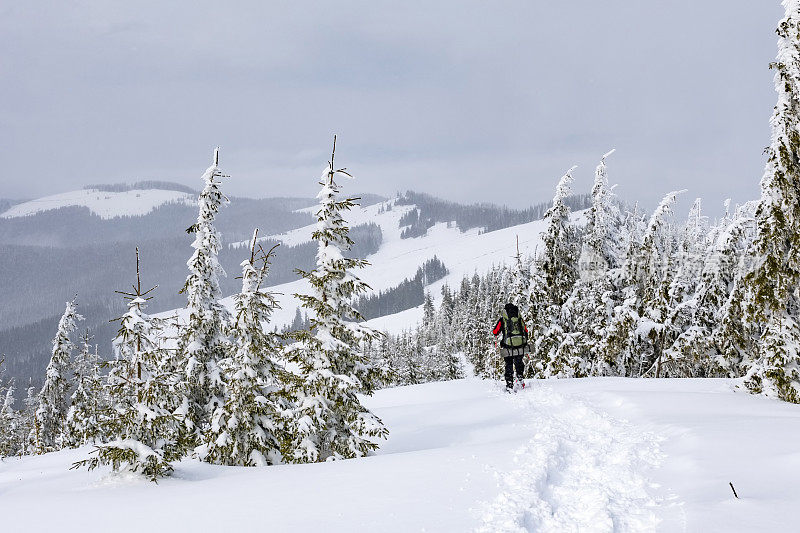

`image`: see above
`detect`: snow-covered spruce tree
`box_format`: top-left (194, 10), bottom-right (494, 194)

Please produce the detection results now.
top-left (429, 333), bottom-right (464, 382)
top-left (531, 167), bottom-right (581, 377)
top-left (596, 284), bottom-right (639, 377)
top-left (508, 237), bottom-right (533, 318)
top-left (540, 166), bottom-right (580, 304)
top-left (366, 332), bottom-right (397, 388)
top-left (19, 385), bottom-right (37, 455)
top-left (650, 199), bottom-right (709, 377)
top-left (525, 257), bottom-right (549, 344)
top-left (550, 152), bottom-right (625, 378)
top-left (200, 234), bottom-right (291, 466)
top-left (64, 332), bottom-right (105, 447)
top-left (429, 285), bottom-right (464, 381)
top-left (593, 206), bottom-right (647, 375)
top-left (630, 190), bottom-right (684, 377)
top-left (437, 285), bottom-right (456, 344)
top-left (34, 300), bottom-right (83, 453)
top-left (598, 192), bottom-right (682, 377)
top-left (668, 199), bottom-right (708, 305)
top-left (462, 273), bottom-right (488, 377)
top-left (551, 271), bottom-right (616, 379)
top-left (392, 331), bottom-right (423, 385)
top-left (286, 140), bottom-right (388, 462)
top-left (449, 279), bottom-right (471, 362)
top-left (740, 1), bottom-right (800, 402)
top-left (0, 376), bottom-right (19, 456)
top-left (422, 291), bottom-right (435, 342)
top-left (76, 251), bottom-right (182, 481)
top-left (582, 150), bottom-right (624, 273)
top-left (667, 202), bottom-right (756, 376)
top-left (712, 209), bottom-right (759, 376)
top-left (177, 149), bottom-right (232, 444)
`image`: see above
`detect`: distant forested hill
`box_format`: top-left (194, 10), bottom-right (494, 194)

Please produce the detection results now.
top-left (0, 198), bottom-right (24, 214)
top-left (395, 191), bottom-right (592, 238)
top-left (0, 183), bottom-right (389, 395)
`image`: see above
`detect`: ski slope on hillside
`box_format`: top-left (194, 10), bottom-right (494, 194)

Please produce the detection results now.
top-left (0, 188), bottom-right (195, 219)
top-left (2, 377), bottom-right (799, 532)
top-left (220, 199), bottom-right (570, 333)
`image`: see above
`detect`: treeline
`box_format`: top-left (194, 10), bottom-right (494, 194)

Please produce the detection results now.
top-left (0, 198), bottom-right (22, 213)
top-left (0, 146), bottom-right (389, 480)
top-left (83, 181), bottom-right (198, 194)
top-left (355, 256), bottom-right (448, 320)
top-left (395, 190), bottom-right (592, 238)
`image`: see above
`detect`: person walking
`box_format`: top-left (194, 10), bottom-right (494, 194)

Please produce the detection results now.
top-left (492, 302), bottom-right (530, 392)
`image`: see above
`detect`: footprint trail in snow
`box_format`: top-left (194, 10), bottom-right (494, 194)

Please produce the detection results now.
top-left (476, 384), bottom-right (665, 533)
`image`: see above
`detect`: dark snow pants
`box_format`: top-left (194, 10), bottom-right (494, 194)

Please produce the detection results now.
top-left (504, 354), bottom-right (524, 389)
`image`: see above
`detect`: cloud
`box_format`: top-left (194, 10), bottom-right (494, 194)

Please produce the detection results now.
top-left (0, 1), bottom-right (781, 216)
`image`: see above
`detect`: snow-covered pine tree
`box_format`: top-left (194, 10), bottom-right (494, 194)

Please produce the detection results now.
top-left (540, 167), bottom-right (580, 307)
top-left (437, 285), bottom-right (456, 341)
top-left (34, 300), bottom-right (83, 453)
top-left (0, 375), bottom-right (18, 456)
top-left (649, 199), bottom-right (709, 377)
top-left (462, 273), bottom-right (487, 377)
top-left (422, 291), bottom-right (435, 335)
top-left (531, 167), bottom-right (581, 377)
top-left (200, 233), bottom-right (291, 466)
top-left (552, 271), bottom-right (615, 379)
top-left (287, 138), bottom-right (388, 462)
top-left (77, 250), bottom-right (182, 481)
top-left (582, 150), bottom-right (624, 275)
top-left (592, 205), bottom-right (647, 375)
top-left (429, 284), bottom-right (463, 380)
top-left (177, 148), bottom-right (232, 443)
top-left (631, 190), bottom-right (684, 377)
top-left (596, 284), bottom-right (639, 377)
top-left (449, 280), bottom-right (470, 359)
top-left (19, 384), bottom-right (37, 455)
top-left (367, 332), bottom-right (396, 388)
top-left (509, 236), bottom-right (533, 321)
top-left (668, 202), bottom-right (756, 377)
top-left (526, 256), bottom-right (549, 343)
top-left (669, 199), bottom-right (708, 304)
top-left (598, 192), bottom-right (682, 377)
top-left (431, 333), bottom-right (464, 382)
top-left (712, 207), bottom-right (759, 376)
top-left (392, 331), bottom-right (423, 385)
top-left (64, 332), bottom-right (105, 447)
top-left (740, 1), bottom-right (800, 403)
top-left (551, 152), bottom-right (625, 378)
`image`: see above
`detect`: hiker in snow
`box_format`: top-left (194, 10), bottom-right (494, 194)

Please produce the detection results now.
top-left (492, 302), bottom-right (530, 392)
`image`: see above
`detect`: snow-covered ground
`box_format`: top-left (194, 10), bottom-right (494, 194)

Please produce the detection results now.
top-left (3, 376), bottom-right (798, 532)
top-left (0, 188), bottom-right (195, 219)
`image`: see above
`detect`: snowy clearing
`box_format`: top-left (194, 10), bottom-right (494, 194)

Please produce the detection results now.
top-left (0, 188), bottom-right (195, 219)
top-left (2, 377), bottom-right (798, 532)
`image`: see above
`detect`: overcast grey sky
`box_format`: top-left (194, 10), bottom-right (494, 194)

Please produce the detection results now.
top-left (0, 1), bottom-right (783, 213)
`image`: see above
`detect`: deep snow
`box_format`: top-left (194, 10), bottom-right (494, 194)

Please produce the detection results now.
top-left (2, 376), bottom-right (799, 532)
